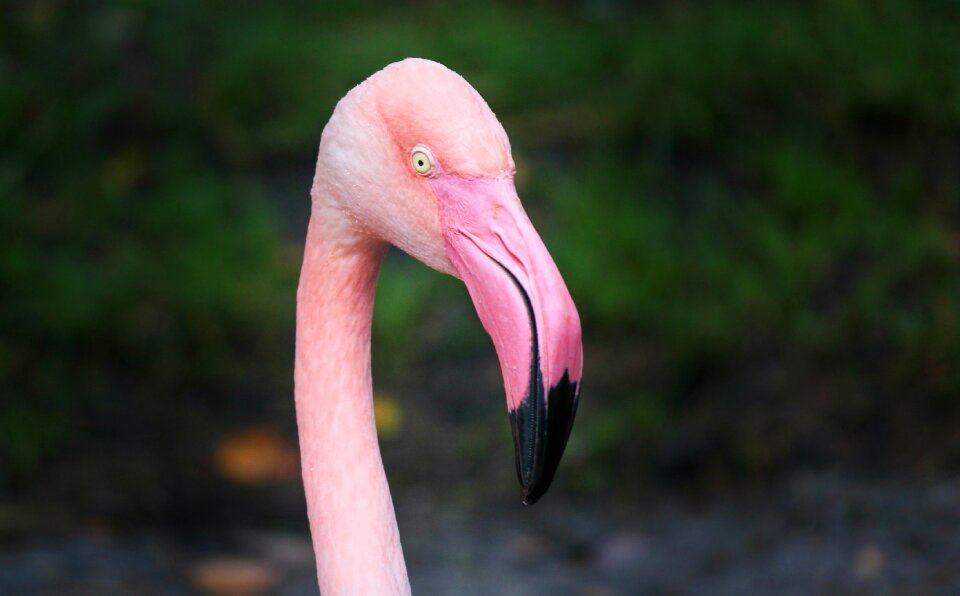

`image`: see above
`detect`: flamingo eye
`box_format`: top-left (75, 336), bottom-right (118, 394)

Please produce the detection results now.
top-left (411, 150), bottom-right (432, 175)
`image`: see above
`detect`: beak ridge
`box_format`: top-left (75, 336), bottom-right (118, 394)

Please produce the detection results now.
top-left (431, 174), bottom-right (583, 504)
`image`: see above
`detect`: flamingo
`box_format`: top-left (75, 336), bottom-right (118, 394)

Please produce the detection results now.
top-left (295, 58), bottom-right (583, 594)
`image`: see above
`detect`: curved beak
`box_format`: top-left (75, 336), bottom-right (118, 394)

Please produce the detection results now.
top-left (431, 175), bottom-right (583, 504)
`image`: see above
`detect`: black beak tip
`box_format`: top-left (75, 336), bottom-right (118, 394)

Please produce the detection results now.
top-left (520, 480), bottom-right (550, 505)
top-left (509, 370), bottom-right (580, 506)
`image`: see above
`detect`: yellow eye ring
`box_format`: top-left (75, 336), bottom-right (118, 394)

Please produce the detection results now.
top-left (411, 150), bottom-right (432, 175)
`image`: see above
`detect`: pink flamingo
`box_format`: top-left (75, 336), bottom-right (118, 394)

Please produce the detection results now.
top-left (295, 58), bottom-right (582, 594)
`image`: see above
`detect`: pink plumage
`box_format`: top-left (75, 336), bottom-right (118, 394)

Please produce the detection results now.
top-left (296, 58), bottom-right (582, 593)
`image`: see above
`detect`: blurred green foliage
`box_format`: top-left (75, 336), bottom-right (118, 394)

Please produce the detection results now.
top-left (2, 1), bottom-right (959, 487)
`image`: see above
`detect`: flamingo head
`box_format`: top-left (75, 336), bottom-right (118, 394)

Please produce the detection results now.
top-left (313, 58), bottom-right (582, 504)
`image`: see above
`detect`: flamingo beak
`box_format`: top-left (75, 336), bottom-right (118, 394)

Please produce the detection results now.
top-left (430, 175), bottom-right (583, 504)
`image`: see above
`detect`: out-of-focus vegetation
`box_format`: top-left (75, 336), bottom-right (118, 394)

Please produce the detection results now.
top-left (2, 0), bottom-right (959, 500)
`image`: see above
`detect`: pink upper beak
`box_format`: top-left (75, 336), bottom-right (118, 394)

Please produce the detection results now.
top-left (430, 174), bottom-right (583, 504)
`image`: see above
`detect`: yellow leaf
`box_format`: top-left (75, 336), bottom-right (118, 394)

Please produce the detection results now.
top-left (374, 391), bottom-right (404, 440)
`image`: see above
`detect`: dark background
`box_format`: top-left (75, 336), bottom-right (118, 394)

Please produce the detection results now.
top-left (3, 1), bottom-right (960, 593)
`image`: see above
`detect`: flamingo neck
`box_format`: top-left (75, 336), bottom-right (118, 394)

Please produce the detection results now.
top-left (294, 216), bottom-right (410, 594)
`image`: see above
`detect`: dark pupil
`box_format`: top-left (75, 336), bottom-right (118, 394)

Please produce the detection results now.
top-left (418, 159), bottom-right (424, 167)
